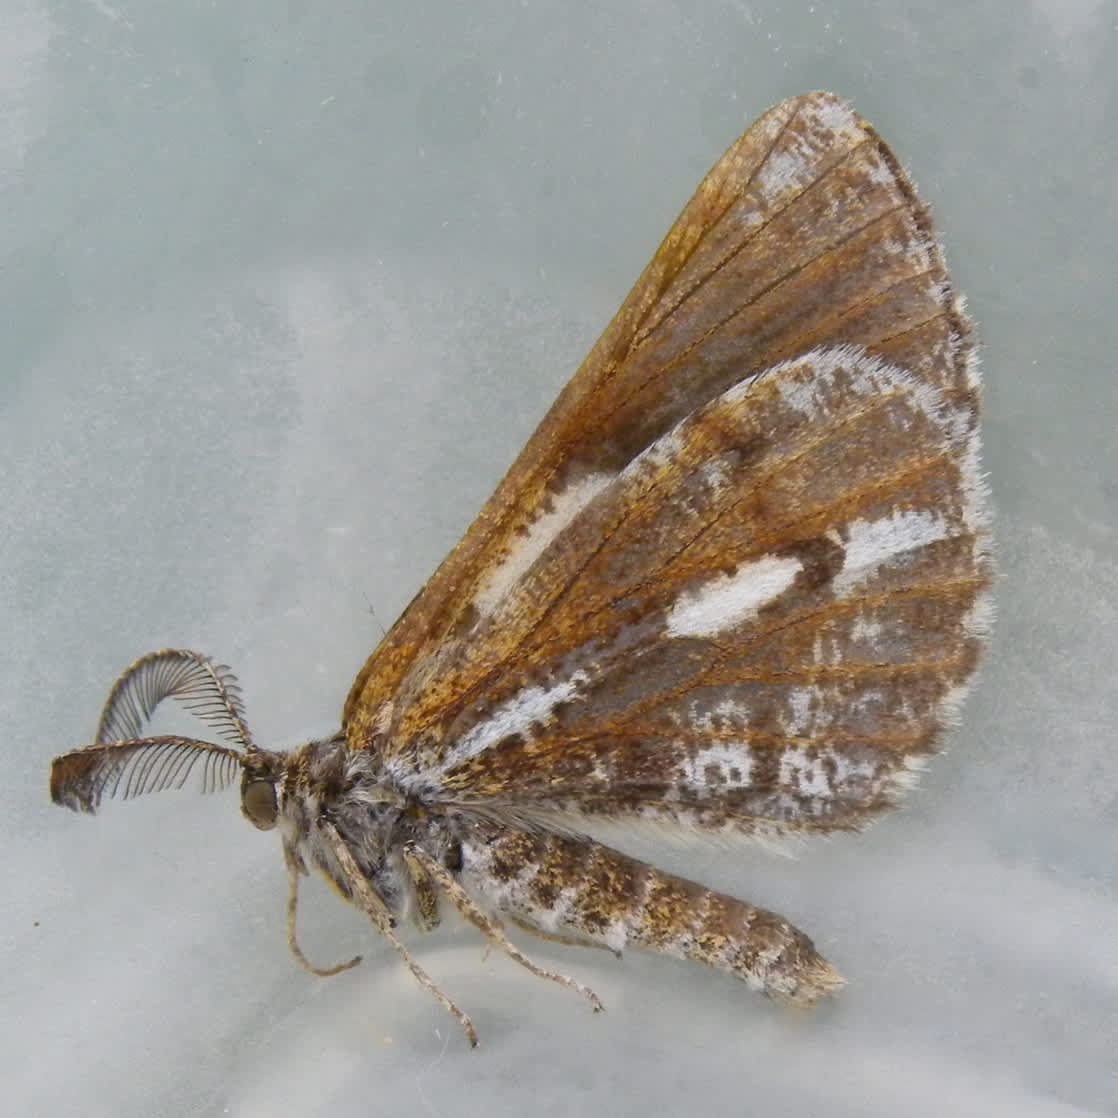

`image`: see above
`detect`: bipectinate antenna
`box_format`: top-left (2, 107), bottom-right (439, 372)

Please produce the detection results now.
top-left (50, 649), bottom-right (254, 814)
top-left (95, 648), bottom-right (255, 750)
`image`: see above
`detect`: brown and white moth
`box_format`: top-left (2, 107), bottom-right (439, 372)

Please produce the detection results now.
top-left (50, 92), bottom-right (992, 1047)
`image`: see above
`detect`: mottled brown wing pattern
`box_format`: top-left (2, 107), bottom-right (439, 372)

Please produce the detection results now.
top-left (343, 94), bottom-right (988, 846)
top-left (343, 91), bottom-right (976, 745)
top-left (383, 348), bottom-right (989, 837)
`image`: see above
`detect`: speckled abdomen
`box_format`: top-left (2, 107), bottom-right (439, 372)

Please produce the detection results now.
top-left (457, 824), bottom-right (844, 1006)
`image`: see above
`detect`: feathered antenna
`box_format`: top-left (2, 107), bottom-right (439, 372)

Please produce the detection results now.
top-left (95, 648), bottom-right (255, 749)
top-left (50, 649), bottom-right (252, 814)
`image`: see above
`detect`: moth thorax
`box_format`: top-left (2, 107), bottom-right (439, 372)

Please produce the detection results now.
top-left (241, 779), bottom-right (278, 830)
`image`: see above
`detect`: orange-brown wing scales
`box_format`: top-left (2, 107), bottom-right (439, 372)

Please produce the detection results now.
top-left (343, 92), bottom-right (973, 743)
top-left (378, 349), bottom-right (989, 837)
top-left (392, 351), bottom-right (974, 739)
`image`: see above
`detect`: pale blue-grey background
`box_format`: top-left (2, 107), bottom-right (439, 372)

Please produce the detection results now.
top-left (5, 2), bottom-right (1116, 1115)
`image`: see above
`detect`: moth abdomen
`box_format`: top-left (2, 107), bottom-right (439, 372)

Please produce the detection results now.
top-left (638, 872), bottom-right (845, 1007)
top-left (458, 825), bottom-right (843, 1007)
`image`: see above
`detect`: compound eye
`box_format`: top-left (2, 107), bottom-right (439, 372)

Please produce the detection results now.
top-left (241, 780), bottom-right (278, 830)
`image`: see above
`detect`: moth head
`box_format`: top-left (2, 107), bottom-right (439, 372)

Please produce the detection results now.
top-left (48, 649), bottom-right (290, 829)
top-left (238, 749), bottom-right (284, 830)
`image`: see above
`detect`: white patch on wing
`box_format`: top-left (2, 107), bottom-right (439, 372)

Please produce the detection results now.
top-left (786, 687), bottom-right (820, 735)
top-left (688, 697), bottom-right (755, 734)
top-left (833, 509), bottom-right (950, 596)
top-left (865, 145), bottom-right (902, 188)
top-left (471, 473), bottom-right (613, 614)
top-left (767, 345), bottom-right (947, 431)
top-left (813, 96), bottom-right (862, 142)
top-left (752, 97), bottom-right (862, 204)
top-left (779, 744), bottom-right (882, 807)
top-left (700, 456), bottom-right (732, 493)
top-left (850, 613), bottom-right (885, 643)
top-left (439, 669), bottom-right (591, 771)
top-left (666, 554), bottom-right (802, 638)
top-left (678, 745), bottom-right (754, 794)
top-left (753, 145), bottom-right (816, 201)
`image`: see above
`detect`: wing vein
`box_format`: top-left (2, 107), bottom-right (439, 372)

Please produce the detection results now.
top-left (633, 134), bottom-right (877, 350)
top-left (614, 191), bottom-right (912, 429)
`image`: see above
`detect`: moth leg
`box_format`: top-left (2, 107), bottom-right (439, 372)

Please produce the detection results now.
top-left (320, 821), bottom-right (479, 1048)
top-left (402, 843), bottom-right (605, 1014)
top-left (284, 841), bottom-right (362, 977)
top-left (508, 914), bottom-right (622, 959)
top-left (406, 857), bottom-right (442, 933)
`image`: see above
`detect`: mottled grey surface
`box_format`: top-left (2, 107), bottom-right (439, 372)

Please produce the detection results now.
top-left (4, 2), bottom-right (1116, 1115)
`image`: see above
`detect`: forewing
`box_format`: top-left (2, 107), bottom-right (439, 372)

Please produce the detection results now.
top-left (344, 91), bottom-right (976, 744)
top-left (385, 348), bottom-right (991, 837)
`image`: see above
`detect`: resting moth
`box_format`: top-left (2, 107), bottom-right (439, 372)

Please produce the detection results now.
top-left (50, 91), bottom-right (992, 1047)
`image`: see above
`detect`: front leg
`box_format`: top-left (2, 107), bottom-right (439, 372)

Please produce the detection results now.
top-left (406, 854), bottom-right (442, 933)
top-left (283, 839), bottom-right (362, 978)
top-left (318, 821), bottom-right (479, 1047)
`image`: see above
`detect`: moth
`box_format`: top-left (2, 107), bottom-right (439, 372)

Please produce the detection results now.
top-left (50, 91), bottom-right (992, 1047)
